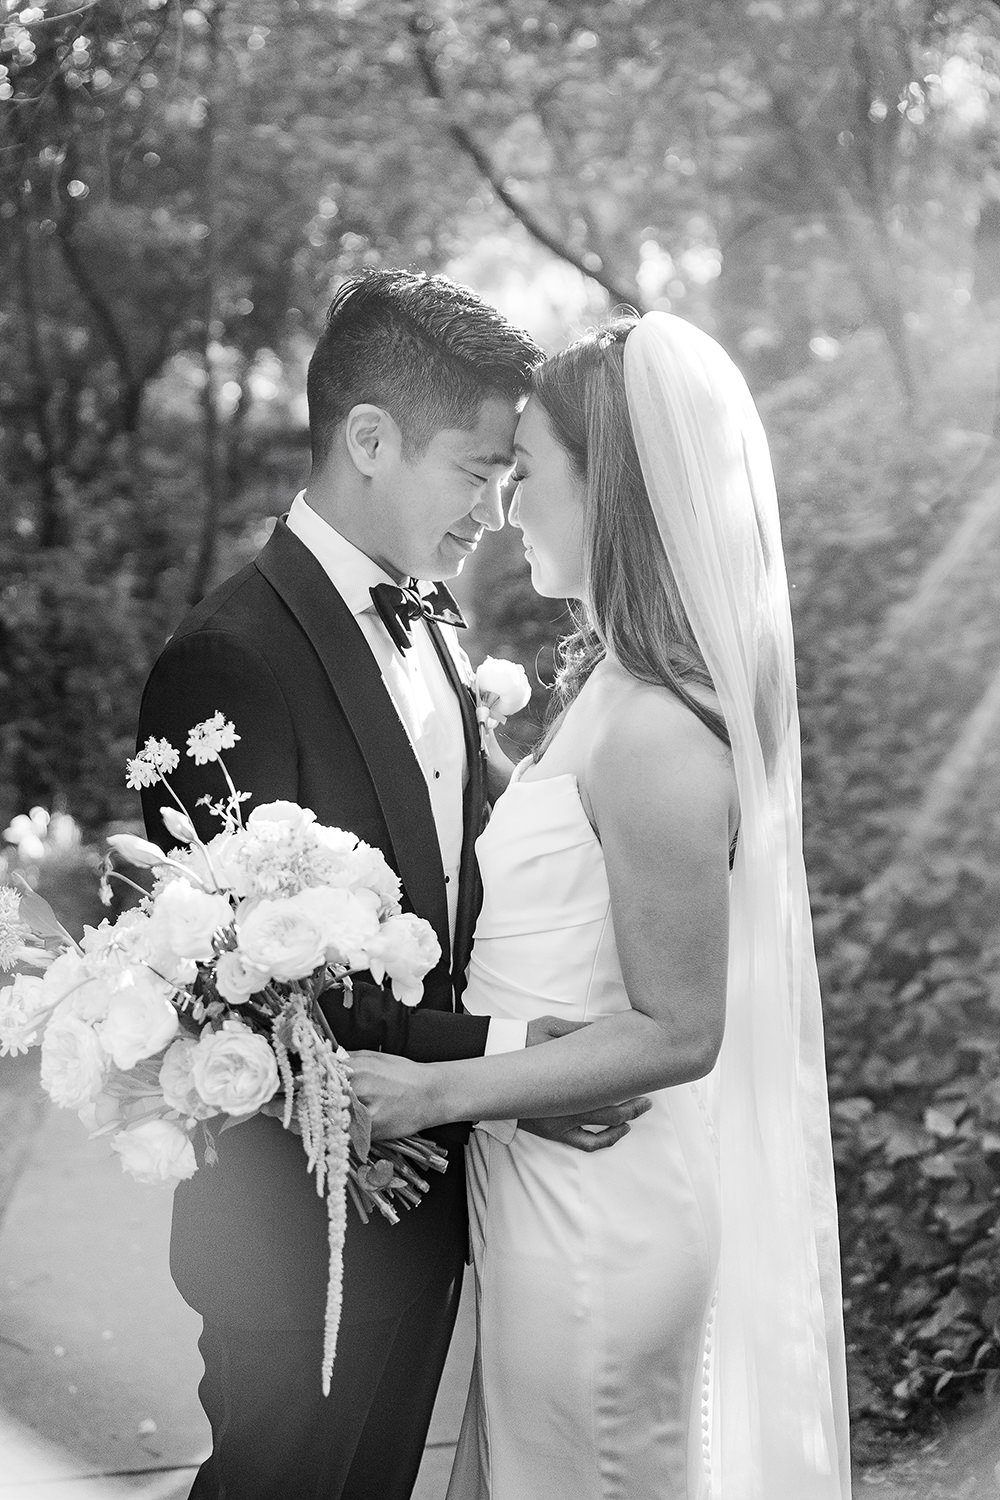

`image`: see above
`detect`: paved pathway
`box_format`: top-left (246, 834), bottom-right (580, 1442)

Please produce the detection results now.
top-left (0, 1092), bottom-right (471, 1500)
top-left (6, 1076), bottom-right (1000, 1500)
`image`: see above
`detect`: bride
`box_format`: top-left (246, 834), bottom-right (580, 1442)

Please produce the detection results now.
top-left (350, 312), bottom-right (852, 1499)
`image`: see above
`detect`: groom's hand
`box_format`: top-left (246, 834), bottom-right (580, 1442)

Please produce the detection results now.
top-left (521, 1015), bottom-right (651, 1151)
top-left (525, 1014), bottom-right (588, 1045)
top-left (518, 1099), bottom-right (652, 1152)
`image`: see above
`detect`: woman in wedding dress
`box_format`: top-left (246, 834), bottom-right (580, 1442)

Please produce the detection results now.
top-left (351, 312), bottom-right (852, 1500)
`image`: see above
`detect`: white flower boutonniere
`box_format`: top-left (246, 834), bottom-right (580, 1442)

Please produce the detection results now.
top-left (473, 657), bottom-right (532, 752)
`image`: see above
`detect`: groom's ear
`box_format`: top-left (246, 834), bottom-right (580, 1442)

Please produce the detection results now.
top-left (344, 404), bottom-right (398, 477)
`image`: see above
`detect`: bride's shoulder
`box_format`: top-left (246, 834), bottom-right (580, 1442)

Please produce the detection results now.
top-left (585, 668), bottom-right (733, 806)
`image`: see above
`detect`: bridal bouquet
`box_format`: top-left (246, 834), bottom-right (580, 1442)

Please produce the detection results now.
top-left (0, 713), bottom-right (446, 1393)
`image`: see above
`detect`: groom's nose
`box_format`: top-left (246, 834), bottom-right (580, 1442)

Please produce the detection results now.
top-left (471, 478), bottom-right (505, 533)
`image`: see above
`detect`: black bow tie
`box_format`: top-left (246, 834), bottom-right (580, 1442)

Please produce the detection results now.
top-left (369, 580), bottom-right (467, 653)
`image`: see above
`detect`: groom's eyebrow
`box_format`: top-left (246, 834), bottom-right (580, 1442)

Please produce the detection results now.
top-left (466, 450), bottom-right (514, 468)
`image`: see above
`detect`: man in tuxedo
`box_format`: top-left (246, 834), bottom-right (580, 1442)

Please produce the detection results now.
top-left (137, 270), bottom-right (643, 1500)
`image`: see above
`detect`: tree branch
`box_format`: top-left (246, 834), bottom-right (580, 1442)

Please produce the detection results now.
top-left (408, 13), bottom-right (641, 310)
top-left (722, 0), bottom-right (922, 413)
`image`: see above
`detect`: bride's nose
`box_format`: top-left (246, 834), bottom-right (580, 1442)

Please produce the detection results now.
top-left (507, 485), bottom-right (522, 529)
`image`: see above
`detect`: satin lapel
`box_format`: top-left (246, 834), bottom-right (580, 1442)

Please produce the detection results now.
top-left (255, 522), bottom-right (450, 959)
top-left (426, 620), bottom-right (486, 994)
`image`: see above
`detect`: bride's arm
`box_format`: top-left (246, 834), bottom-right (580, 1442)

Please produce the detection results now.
top-left (352, 692), bottom-right (736, 1137)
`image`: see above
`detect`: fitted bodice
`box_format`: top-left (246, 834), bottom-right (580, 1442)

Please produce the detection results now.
top-left (463, 765), bottom-right (629, 1024)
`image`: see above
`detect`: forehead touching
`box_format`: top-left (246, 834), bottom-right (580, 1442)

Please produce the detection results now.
top-left (432, 395), bottom-right (518, 469)
top-left (513, 396), bottom-right (553, 460)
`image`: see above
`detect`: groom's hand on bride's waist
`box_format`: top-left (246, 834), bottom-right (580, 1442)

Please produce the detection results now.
top-left (521, 1015), bottom-right (651, 1152)
top-left (525, 1014), bottom-right (587, 1046)
top-left (517, 1100), bottom-right (652, 1152)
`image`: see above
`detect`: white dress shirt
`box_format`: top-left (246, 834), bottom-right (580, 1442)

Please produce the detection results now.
top-left (286, 493), bottom-right (525, 1060)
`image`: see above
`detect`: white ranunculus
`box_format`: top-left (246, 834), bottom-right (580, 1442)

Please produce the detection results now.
top-left (289, 886), bottom-right (382, 969)
top-left (160, 830), bottom-right (251, 898)
top-left (190, 1021), bottom-right (279, 1116)
top-left (475, 656), bottom-right (532, 719)
top-left (152, 880), bottom-right (233, 962)
top-left (247, 801), bottom-right (317, 835)
top-left (214, 948), bottom-right (269, 1005)
top-left (40, 1010), bottom-right (109, 1109)
top-left (158, 1036), bottom-right (216, 1118)
top-left (110, 1119), bottom-right (197, 1185)
top-left (98, 971), bottom-right (179, 1071)
top-left (236, 897), bottom-right (327, 982)
top-left (366, 912), bottom-right (442, 1007)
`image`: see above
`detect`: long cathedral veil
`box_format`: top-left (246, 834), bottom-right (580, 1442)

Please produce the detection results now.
top-left (624, 312), bottom-right (851, 1498)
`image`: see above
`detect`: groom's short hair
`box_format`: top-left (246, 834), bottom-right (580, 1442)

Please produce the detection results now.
top-left (307, 268), bottom-right (543, 463)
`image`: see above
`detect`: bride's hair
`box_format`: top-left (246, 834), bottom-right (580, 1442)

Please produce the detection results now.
top-left (531, 315), bottom-right (729, 751)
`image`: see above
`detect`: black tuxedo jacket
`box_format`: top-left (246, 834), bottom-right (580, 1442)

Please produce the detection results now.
top-left (136, 520), bottom-right (490, 1329)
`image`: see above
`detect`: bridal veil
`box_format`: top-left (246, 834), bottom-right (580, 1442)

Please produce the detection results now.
top-left (624, 312), bottom-right (851, 1498)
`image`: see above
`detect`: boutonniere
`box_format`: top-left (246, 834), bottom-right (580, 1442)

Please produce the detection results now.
top-left (473, 657), bottom-right (532, 753)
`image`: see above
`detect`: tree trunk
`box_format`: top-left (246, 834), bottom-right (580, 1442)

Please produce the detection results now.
top-left (187, 1), bottom-right (227, 608)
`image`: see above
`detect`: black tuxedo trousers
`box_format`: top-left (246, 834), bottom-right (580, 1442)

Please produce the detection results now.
top-left (137, 521), bottom-right (490, 1498)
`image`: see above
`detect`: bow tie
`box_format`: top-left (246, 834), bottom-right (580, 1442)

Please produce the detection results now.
top-left (369, 580), bottom-right (467, 653)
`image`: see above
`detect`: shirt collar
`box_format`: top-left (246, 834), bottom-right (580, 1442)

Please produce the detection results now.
top-left (286, 491), bottom-right (396, 617)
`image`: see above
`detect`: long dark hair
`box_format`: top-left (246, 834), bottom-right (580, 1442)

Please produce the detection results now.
top-left (531, 316), bottom-right (729, 752)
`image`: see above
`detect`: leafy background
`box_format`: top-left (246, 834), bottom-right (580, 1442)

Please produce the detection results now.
top-left (2, 0), bottom-right (1000, 1464)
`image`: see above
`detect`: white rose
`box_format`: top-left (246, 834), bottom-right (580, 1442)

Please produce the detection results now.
top-left (152, 880), bottom-right (233, 962)
top-left (0, 973), bottom-right (55, 1055)
top-left (42, 948), bottom-right (110, 1022)
top-left (190, 1021), bottom-right (279, 1116)
top-left (214, 949), bottom-right (269, 1005)
top-left (78, 1090), bottom-right (123, 1133)
top-left (158, 1036), bottom-right (216, 1118)
top-left (110, 1119), bottom-right (197, 1185)
top-left (41, 1010), bottom-right (109, 1108)
top-left (366, 912), bottom-right (442, 1007)
top-left (247, 801), bottom-right (317, 835)
top-left (475, 656), bottom-right (532, 719)
top-left (337, 841), bottom-right (403, 914)
top-left (132, 910), bottom-right (199, 990)
top-left (98, 971), bottom-right (179, 1070)
top-left (236, 897), bottom-right (327, 982)
top-left (289, 886), bottom-right (382, 969)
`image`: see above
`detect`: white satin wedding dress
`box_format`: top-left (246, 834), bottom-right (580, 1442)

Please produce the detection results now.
top-left (447, 762), bottom-right (722, 1500)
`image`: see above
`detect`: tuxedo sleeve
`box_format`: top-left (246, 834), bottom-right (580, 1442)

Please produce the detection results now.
top-left (319, 984), bottom-right (489, 1063)
top-left (137, 627), bottom-right (490, 1066)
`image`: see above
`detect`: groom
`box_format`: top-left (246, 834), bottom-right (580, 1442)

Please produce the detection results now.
top-left (137, 269), bottom-right (643, 1500)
